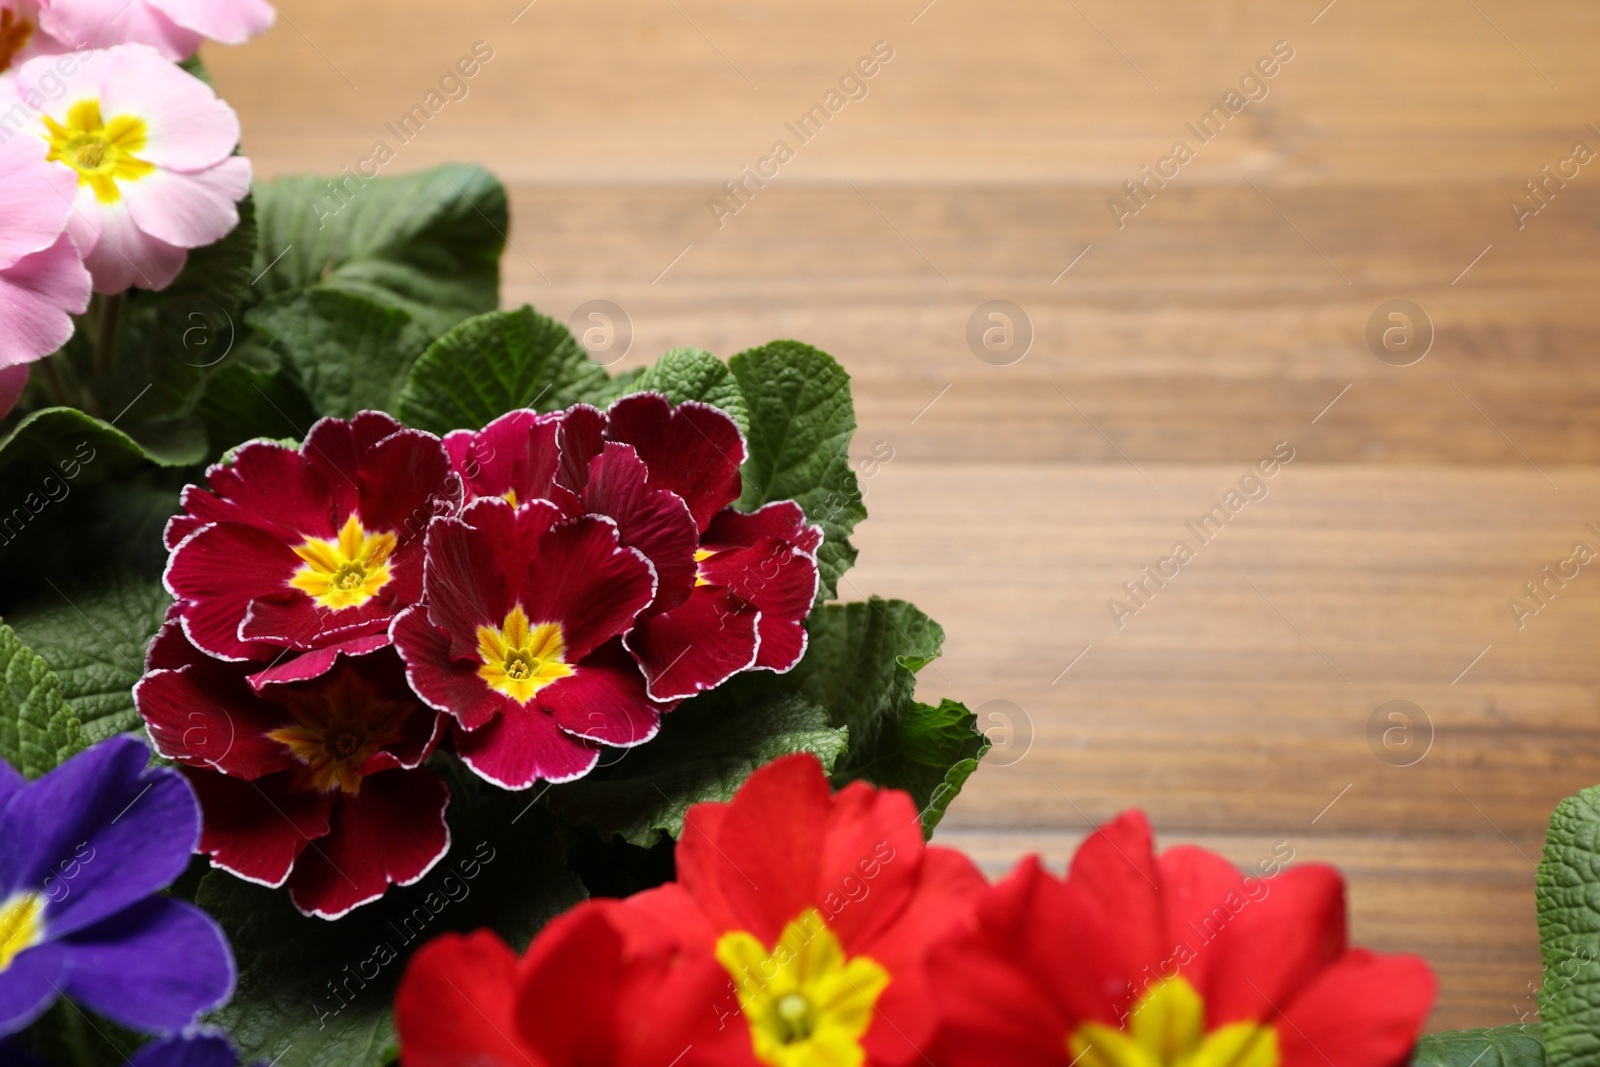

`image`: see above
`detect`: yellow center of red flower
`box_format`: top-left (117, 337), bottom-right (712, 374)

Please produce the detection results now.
top-left (1071, 977), bottom-right (1279, 1067)
top-left (0, 892), bottom-right (45, 973)
top-left (715, 909), bottom-right (890, 1067)
top-left (267, 670), bottom-right (412, 794)
top-left (0, 9), bottom-right (33, 72)
top-left (42, 99), bottom-right (155, 205)
top-left (694, 547), bottom-right (715, 587)
top-left (476, 606), bottom-right (574, 703)
top-left (288, 514), bottom-right (398, 611)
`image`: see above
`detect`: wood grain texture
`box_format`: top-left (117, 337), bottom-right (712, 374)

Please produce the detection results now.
top-left (207, 0), bottom-right (1600, 1031)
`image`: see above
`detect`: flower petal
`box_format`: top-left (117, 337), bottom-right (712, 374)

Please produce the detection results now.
top-left (0, 736), bottom-right (199, 939)
top-left (119, 156), bottom-right (250, 251)
top-left (624, 586), bottom-right (759, 701)
top-left (146, 0), bottom-right (274, 44)
top-left (83, 196), bottom-right (187, 294)
top-left (1274, 949), bottom-right (1436, 1067)
top-left (583, 442), bottom-right (699, 613)
top-left (0, 233), bottom-right (90, 367)
top-left (59, 896), bottom-right (234, 1034)
top-left (37, 4), bottom-right (200, 58)
top-left (0, 942), bottom-right (66, 1037)
top-left (99, 44), bottom-right (241, 169)
top-left (394, 930), bottom-right (536, 1067)
top-left (284, 768), bottom-right (450, 919)
top-left (540, 639), bottom-right (664, 749)
top-left (452, 702), bottom-right (600, 790)
top-left (0, 135), bottom-right (75, 270)
top-left (187, 768), bottom-right (333, 889)
top-left (0, 364), bottom-right (28, 421)
top-left (604, 394), bottom-right (745, 530)
top-left (163, 520), bottom-right (302, 661)
top-left (129, 1033), bottom-right (243, 1067)
top-left (391, 604), bottom-right (508, 731)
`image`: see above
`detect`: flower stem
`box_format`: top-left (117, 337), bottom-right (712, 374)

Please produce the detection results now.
top-left (37, 354), bottom-right (71, 408)
top-left (94, 291), bottom-right (126, 379)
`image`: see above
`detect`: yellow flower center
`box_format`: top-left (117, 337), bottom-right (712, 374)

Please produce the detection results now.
top-left (476, 605), bottom-right (574, 703)
top-left (0, 893), bottom-right (46, 973)
top-left (694, 547), bottom-right (715, 587)
top-left (1072, 977), bottom-right (1279, 1067)
top-left (42, 99), bottom-right (155, 205)
top-left (715, 909), bottom-right (890, 1067)
top-left (288, 514), bottom-right (398, 611)
top-left (0, 9), bottom-right (33, 73)
top-left (266, 669), bottom-right (412, 794)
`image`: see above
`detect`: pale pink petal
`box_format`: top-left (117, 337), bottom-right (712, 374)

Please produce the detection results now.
top-left (37, 0), bottom-right (199, 59)
top-left (84, 197), bottom-right (184, 293)
top-left (146, 0), bottom-right (273, 44)
top-left (0, 134), bottom-right (75, 269)
top-left (0, 232), bottom-right (90, 365)
top-left (63, 184), bottom-right (103, 260)
top-left (0, 364), bottom-right (29, 418)
top-left (10, 49), bottom-right (114, 130)
top-left (120, 155), bottom-right (249, 249)
top-left (98, 45), bottom-right (239, 170)
top-left (0, 0), bottom-right (68, 69)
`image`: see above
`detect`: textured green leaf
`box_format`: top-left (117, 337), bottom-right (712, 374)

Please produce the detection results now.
top-left (783, 599), bottom-right (987, 835)
top-left (547, 687), bottom-right (849, 847)
top-left (729, 340), bottom-right (865, 603)
top-left (630, 347), bottom-right (749, 433)
top-left (247, 290), bottom-right (433, 420)
top-left (0, 406), bottom-right (205, 472)
top-left (0, 621), bottom-right (84, 778)
top-left (1412, 1026), bottom-right (1545, 1067)
top-left (5, 573), bottom-right (171, 744)
top-left (194, 345), bottom-right (319, 460)
top-left (250, 164), bottom-right (505, 335)
top-left (1537, 787), bottom-right (1600, 1066)
top-left (202, 801), bottom-right (585, 1067)
top-left (395, 306), bottom-right (611, 434)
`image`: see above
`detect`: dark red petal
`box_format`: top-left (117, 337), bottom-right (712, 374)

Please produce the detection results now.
top-left (391, 604), bottom-right (509, 731)
top-left (555, 403), bottom-right (606, 495)
top-left (1275, 949), bottom-right (1436, 1067)
top-left (676, 752), bottom-right (833, 945)
top-left (285, 768), bottom-right (451, 919)
top-left (164, 522), bottom-right (301, 661)
top-left (583, 442), bottom-right (699, 613)
top-left (623, 586), bottom-right (759, 701)
top-left (301, 412), bottom-right (404, 520)
top-left (200, 440), bottom-right (338, 541)
top-left (355, 428), bottom-right (459, 537)
top-left (421, 498), bottom-right (556, 661)
top-left (1198, 863), bottom-right (1348, 1027)
top-left (237, 592), bottom-right (391, 650)
top-left (706, 500), bottom-right (823, 557)
top-left (453, 704), bottom-right (600, 789)
top-left (520, 514), bottom-right (656, 661)
top-left (395, 930), bottom-right (537, 1067)
top-left (186, 768), bottom-right (334, 888)
top-left (450, 409), bottom-right (574, 511)
top-left (540, 639), bottom-right (665, 748)
top-left (136, 621), bottom-right (295, 778)
top-left (245, 632), bottom-right (392, 689)
top-left (699, 540), bottom-right (817, 673)
top-left (604, 394), bottom-right (745, 530)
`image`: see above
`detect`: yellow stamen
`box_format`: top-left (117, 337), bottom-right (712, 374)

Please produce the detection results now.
top-left (715, 909), bottom-right (890, 1067)
top-left (1071, 977), bottom-right (1279, 1067)
top-left (476, 606), bottom-right (573, 703)
top-left (694, 547), bottom-right (716, 587)
top-left (267, 670), bottom-right (412, 794)
top-left (0, 893), bottom-right (46, 973)
top-left (288, 514), bottom-right (398, 611)
top-left (42, 99), bottom-right (154, 205)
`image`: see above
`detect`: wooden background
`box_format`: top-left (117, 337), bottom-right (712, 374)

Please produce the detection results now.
top-left (209, 0), bottom-right (1600, 1031)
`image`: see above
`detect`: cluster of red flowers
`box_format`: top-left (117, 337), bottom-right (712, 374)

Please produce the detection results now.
top-left (395, 754), bottom-right (1437, 1067)
top-left (135, 401), bottom-right (821, 918)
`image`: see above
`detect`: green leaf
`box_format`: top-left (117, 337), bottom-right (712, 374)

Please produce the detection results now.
top-left (250, 164), bottom-right (506, 335)
top-left (0, 406), bottom-right (205, 473)
top-left (4, 573), bottom-right (171, 745)
top-left (630, 347), bottom-right (749, 433)
top-left (844, 697), bottom-right (989, 835)
top-left (1412, 1027), bottom-right (1545, 1067)
top-left (247, 290), bottom-right (434, 420)
top-left (548, 687), bottom-right (849, 847)
top-left (395, 306), bottom-right (611, 434)
top-left (0, 621), bottom-right (83, 778)
top-left (729, 340), bottom-right (865, 604)
top-left (1537, 787), bottom-right (1600, 1066)
top-left (782, 599), bottom-right (987, 835)
top-left (194, 346), bottom-right (320, 460)
top-left (202, 800), bottom-right (585, 1067)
